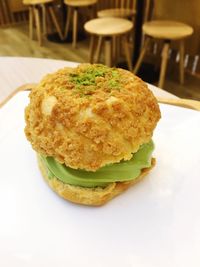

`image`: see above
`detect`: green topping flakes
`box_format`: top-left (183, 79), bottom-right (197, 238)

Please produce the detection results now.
top-left (108, 79), bottom-right (119, 89)
top-left (69, 65), bottom-right (121, 95)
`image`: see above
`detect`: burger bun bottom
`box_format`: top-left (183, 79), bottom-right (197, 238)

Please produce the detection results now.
top-left (37, 155), bottom-right (156, 206)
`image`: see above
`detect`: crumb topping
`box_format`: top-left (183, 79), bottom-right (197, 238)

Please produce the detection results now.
top-left (25, 64), bottom-right (161, 171)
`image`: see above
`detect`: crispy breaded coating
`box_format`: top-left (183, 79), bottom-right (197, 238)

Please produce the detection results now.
top-left (25, 64), bottom-right (161, 171)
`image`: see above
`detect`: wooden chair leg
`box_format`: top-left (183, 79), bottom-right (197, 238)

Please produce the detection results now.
top-left (115, 36), bottom-right (120, 62)
top-left (29, 6), bottom-right (33, 40)
top-left (2, 0), bottom-right (10, 24)
top-left (72, 8), bottom-right (78, 48)
top-left (179, 40), bottom-right (185, 84)
top-left (41, 4), bottom-right (47, 37)
top-left (119, 36), bottom-right (123, 57)
top-left (112, 36), bottom-right (117, 66)
top-left (123, 35), bottom-right (133, 71)
top-left (48, 5), bottom-right (64, 40)
top-left (95, 36), bottom-right (103, 63)
top-left (133, 37), bottom-right (150, 74)
top-left (154, 40), bottom-right (162, 71)
top-left (33, 6), bottom-right (42, 46)
top-left (105, 37), bottom-right (112, 67)
top-left (158, 41), bottom-right (170, 88)
top-left (64, 6), bottom-right (71, 39)
top-left (45, 4), bottom-right (51, 35)
top-left (89, 35), bottom-right (95, 63)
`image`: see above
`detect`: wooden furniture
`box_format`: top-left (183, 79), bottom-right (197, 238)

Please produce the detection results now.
top-left (97, 0), bottom-right (138, 65)
top-left (84, 17), bottom-right (133, 70)
top-left (153, 0), bottom-right (200, 56)
top-left (0, 0), bottom-right (14, 26)
top-left (23, 0), bottom-right (63, 46)
top-left (0, 0), bottom-right (28, 26)
top-left (64, 0), bottom-right (97, 48)
top-left (97, 0), bottom-right (136, 21)
top-left (133, 20), bottom-right (193, 88)
top-left (152, 0), bottom-right (200, 79)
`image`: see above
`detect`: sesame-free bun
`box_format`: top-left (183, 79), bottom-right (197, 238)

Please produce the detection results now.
top-left (25, 64), bottom-right (160, 171)
top-left (37, 155), bottom-right (156, 206)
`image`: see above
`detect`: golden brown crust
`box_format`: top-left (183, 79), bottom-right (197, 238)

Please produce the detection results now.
top-left (25, 64), bottom-right (161, 171)
top-left (37, 155), bottom-right (156, 206)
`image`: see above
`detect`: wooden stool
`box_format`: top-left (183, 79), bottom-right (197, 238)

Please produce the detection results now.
top-left (133, 20), bottom-right (193, 88)
top-left (64, 0), bottom-right (97, 48)
top-left (97, 0), bottom-right (136, 21)
top-left (84, 17), bottom-right (133, 70)
top-left (23, 0), bottom-right (63, 46)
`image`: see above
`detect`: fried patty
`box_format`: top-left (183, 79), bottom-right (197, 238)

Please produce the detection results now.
top-left (25, 64), bottom-right (161, 171)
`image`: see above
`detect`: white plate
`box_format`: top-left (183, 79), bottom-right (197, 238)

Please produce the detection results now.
top-left (0, 92), bottom-right (200, 267)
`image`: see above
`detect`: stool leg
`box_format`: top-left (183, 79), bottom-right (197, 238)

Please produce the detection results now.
top-left (48, 5), bottom-right (64, 40)
top-left (64, 6), bottom-right (71, 39)
top-left (95, 36), bottom-right (103, 63)
top-left (112, 36), bottom-right (117, 66)
top-left (33, 6), bottom-right (42, 46)
top-left (154, 41), bottom-right (162, 71)
top-left (89, 35), bottom-right (95, 63)
top-left (179, 40), bottom-right (185, 84)
top-left (115, 36), bottom-right (120, 62)
top-left (41, 4), bottom-right (47, 37)
top-left (29, 6), bottom-right (33, 40)
top-left (158, 41), bottom-right (170, 88)
top-left (45, 5), bottom-right (51, 35)
top-left (105, 37), bottom-right (112, 67)
top-left (133, 37), bottom-right (150, 74)
top-left (123, 35), bottom-right (133, 71)
top-left (73, 8), bottom-right (78, 48)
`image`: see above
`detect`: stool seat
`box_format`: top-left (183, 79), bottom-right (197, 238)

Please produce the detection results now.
top-left (84, 17), bottom-right (133, 36)
top-left (98, 8), bottom-right (136, 19)
top-left (23, 0), bottom-right (52, 4)
top-left (64, 0), bottom-right (97, 7)
top-left (143, 20), bottom-right (193, 40)
top-left (134, 20), bottom-right (194, 89)
top-left (84, 17), bottom-right (133, 70)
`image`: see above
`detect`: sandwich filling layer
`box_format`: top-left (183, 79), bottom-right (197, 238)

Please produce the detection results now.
top-left (40, 140), bottom-right (154, 188)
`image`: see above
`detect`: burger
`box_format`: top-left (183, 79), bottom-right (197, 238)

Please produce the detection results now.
top-left (25, 64), bottom-right (161, 206)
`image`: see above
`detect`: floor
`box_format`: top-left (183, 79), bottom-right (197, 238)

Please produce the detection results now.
top-left (0, 23), bottom-right (200, 101)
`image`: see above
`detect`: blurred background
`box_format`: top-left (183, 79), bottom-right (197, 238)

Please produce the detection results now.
top-left (0, 0), bottom-right (199, 100)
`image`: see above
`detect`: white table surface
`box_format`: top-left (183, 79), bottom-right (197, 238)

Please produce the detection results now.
top-left (1, 57), bottom-right (200, 267)
top-left (0, 56), bottom-right (178, 105)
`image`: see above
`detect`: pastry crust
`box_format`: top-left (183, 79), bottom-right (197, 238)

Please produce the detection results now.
top-left (25, 64), bottom-right (161, 171)
top-left (37, 155), bottom-right (156, 206)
